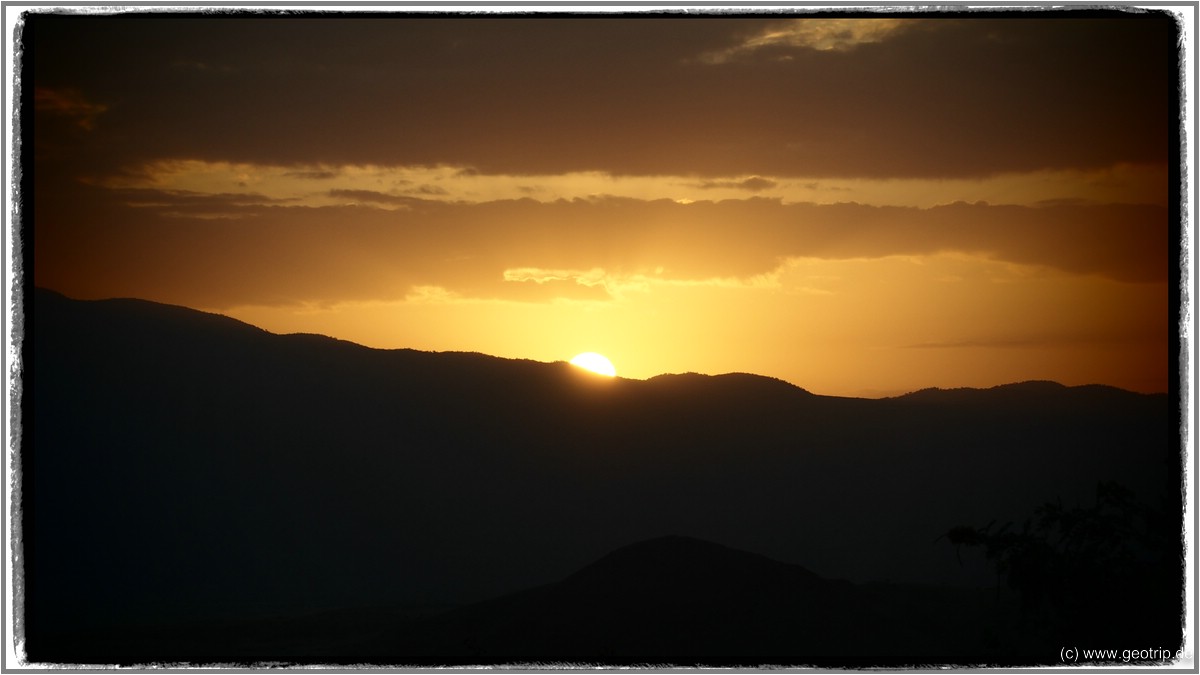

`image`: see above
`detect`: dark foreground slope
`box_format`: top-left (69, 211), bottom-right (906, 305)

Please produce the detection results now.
top-left (25, 289), bottom-right (1181, 665)
top-left (360, 535), bottom-right (1006, 666)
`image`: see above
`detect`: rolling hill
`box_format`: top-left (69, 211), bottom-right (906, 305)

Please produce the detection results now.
top-left (357, 534), bottom-right (1011, 666)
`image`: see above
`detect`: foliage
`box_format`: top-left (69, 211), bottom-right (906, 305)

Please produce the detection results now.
top-left (943, 481), bottom-right (1181, 653)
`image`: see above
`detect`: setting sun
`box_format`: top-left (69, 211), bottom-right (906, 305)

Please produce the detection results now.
top-left (570, 352), bottom-right (617, 377)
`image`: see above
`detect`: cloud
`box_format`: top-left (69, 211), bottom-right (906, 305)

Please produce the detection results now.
top-left (34, 87), bottom-right (108, 130)
top-left (93, 158), bottom-right (1169, 211)
top-left (104, 187), bottom-right (295, 216)
top-left (284, 169), bottom-right (340, 180)
top-left (492, 275), bottom-right (615, 303)
top-left (412, 184), bottom-right (449, 196)
top-left (503, 267), bottom-right (609, 287)
top-left (501, 266), bottom-right (661, 300)
top-left (328, 189), bottom-right (417, 207)
top-left (698, 18), bottom-right (918, 63)
top-left (692, 176), bottom-right (778, 192)
top-left (404, 285), bottom-right (461, 304)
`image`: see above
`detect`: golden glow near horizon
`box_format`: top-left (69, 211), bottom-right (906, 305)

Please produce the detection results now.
top-left (214, 251), bottom-right (1167, 398)
top-left (570, 352), bottom-right (618, 377)
top-left (32, 16), bottom-right (1177, 399)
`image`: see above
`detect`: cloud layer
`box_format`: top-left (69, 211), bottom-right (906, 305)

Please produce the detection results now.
top-left (35, 189), bottom-right (1168, 310)
top-left (31, 14), bottom-right (1174, 178)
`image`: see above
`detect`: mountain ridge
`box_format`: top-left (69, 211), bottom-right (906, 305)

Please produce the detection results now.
top-left (25, 287), bottom-right (1179, 664)
top-left (27, 287), bottom-right (1156, 400)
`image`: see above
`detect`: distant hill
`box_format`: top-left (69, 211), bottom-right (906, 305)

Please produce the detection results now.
top-left (360, 534), bottom-right (1004, 665)
top-left (24, 289), bottom-right (1181, 665)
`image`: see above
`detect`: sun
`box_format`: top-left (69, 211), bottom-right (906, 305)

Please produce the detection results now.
top-left (570, 352), bottom-right (617, 377)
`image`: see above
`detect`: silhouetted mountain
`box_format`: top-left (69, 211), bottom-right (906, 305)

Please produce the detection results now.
top-left (24, 289), bottom-right (1181, 665)
top-left (359, 535), bottom-right (1005, 665)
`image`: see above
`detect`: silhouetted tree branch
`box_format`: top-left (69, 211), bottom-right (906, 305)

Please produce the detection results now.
top-left (942, 481), bottom-right (1180, 656)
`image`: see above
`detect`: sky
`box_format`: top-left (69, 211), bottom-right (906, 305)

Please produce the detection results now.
top-left (27, 10), bottom-right (1179, 397)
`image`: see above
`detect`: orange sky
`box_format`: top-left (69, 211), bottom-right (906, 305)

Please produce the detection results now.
top-left (29, 12), bottom-right (1179, 397)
